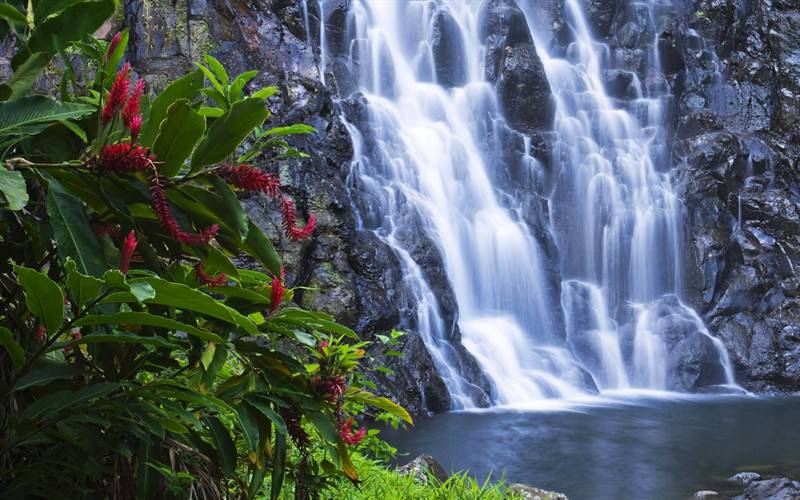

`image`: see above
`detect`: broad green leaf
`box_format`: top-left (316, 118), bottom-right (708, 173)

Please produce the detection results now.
top-left (208, 177), bottom-right (248, 241)
top-left (0, 326), bottom-right (24, 367)
top-left (72, 312), bottom-right (226, 343)
top-left (243, 395), bottom-right (287, 435)
top-left (200, 342), bottom-right (217, 370)
top-left (64, 259), bottom-right (103, 309)
top-left (27, 0), bottom-right (116, 57)
top-left (244, 221), bottom-right (281, 277)
top-left (203, 416), bottom-right (236, 475)
top-left (142, 277), bottom-right (260, 335)
top-left (136, 440), bottom-right (159, 500)
top-left (0, 96), bottom-right (92, 137)
top-left (251, 86), bottom-right (278, 100)
top-left (0, 167), bottom-right (27, 210)
top-left (337, 440), bottom-right (359, 482)
top-left (270, 432), bottom-right (287, 500)
top-left (46, 177), bottom-right (106, 276)
top-left (152, 99), bottom-right (206, 177)
top-left (190, 98), bottom-right (270, 172)
top-left (35, 0), bottom-right (89, 21)
top-left (14, 265), bottom-right (63, 334)
top-left (347, 390), bottom-right (413, 425)
top-left (69, 332), bottom-right (179, 349)
top-left (3, 52), bottom-right (50, 101)
top-left (0, 4), bottom-right (26, 26)
top-left (140, 70), bottom-right (205, 147)
top-left (234, 403), bottom-right (261, 452)
top-left (14, 361), bottom-right (76, 391)
top-left (21, 382), bottom-right (118, 420)
top-left (129, 281), bottom-right (156, 303)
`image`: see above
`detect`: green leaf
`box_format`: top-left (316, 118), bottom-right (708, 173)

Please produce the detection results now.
top-left (0, 96), bottom-right (93, 138)
top-left (46, 177), bottom-right (107, 276)
top-left (243, 395), bottom-right (287, 435)
top-left (270, 432), bottom-right (287, 500)
top-left (0, 326), bottom-right (24, 367)
top-left (262, 124), bottom-right (315, 137)
top-left (251, 86), bottom-right (278, 100)
top-left (0, 167), bottom-right (28, 210)
top-left (13, 361), bottom-right (76, 391)
top-left (140, 69), bottom-right (205, 147)
top-left (64, 259), bottom-right (103, 309)
top-left (101, 30), bottom-right (129, 82)
top-left (21, 382), bottom-right (118, 420)
top-left (208, 177), bottom-right (248, 241)
top-left (69, 332), bottom-right (179, 349)
top-left (244, 221), bottom-right (281, 277)
top-left (142, 277), bottom-right (260, 335)
top-left (234, 403), bottom-right (262, 452)
top-left (152, 99), bottom-right (206, 177)
top-left (72, 312), bottom-right (226, 343)
top-left (3, 52), bottom-right (50, 101)
top-left (200, 342), bottom-right (216, 370)
top-left (35, 0), bottom-right (89, 21)
top-left (27, 0), bottom-right (116, 56)
top-left (348, 390), bottom-right (413, 425)
top-left (14, 265), bottom-right (63, 334)
top-left (203, 54), bottom-right (229, 86)
top-left (0, 4), bottom-right (26, 25)
top-left (190, 98), bottom-right (270, 172)
top-left (136, 440), bottom-right (159, 500)
top-left (203, 416), bottom-right (236, 475)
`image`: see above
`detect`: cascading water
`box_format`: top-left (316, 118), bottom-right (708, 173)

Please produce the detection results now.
top-left (314, 0), bottom-right (738, 409)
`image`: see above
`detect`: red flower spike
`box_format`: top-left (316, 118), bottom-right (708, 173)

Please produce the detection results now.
top-left (339, 417), bottom-right (366, 446)
top-left (312, 375), bottom-right (346, 402)
top-left (122, 79), bottom-right (145, 129)
top-left (129, 115), bottom-right (143, 142)
top-left (102, 63), bottom-right (131, 123)
top-left (219, 163), bottom-right (281, 198)
top-left (318, 340), bottom-right (329, 354)
top-left (148, 171), bottom-right (218, 246)
top-left (119, 230), bottom-right (137, 274)
top-left (100, 142), bottom-right (155, 173)
top-left (106, 32), bottom-right (122, 60)
top-left (194, 262), bottom-right (228, 287)
top-left (280, 195), bottom-right (316, 241)
top-left (280, 406), bottom-right (310, 450)
top-left (270, 274), bottom-right (286, 314)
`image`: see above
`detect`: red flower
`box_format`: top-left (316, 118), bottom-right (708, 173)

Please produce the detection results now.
top-left (100, 142), bottom-right (154, 173)
top-left (119, 230), bottom-right (138, 274)
top-left (129, 115), bottom-right (143, 142)
top-left (219, 163), bottom-right (280, 198)
top-left (106, 32), bottom-right (122, 60)
top-left (318, 340), bottom-right (329, 354)
top-left (102, 63), bottom-right (131, 123)
top-left (148, 171), bottom-right (219, 246)
top-left (280, 195), bottom-right (316, 240)
top-left (270, 274), bottom-right (286, 314)
top-left (313, 375), bottom-right (347, 402)
top-left (194, 262), bottom-right (228, 287)
top-left (122, 79), bottom-right (145, 129)
top-left (339, 417), bottom-right (366, 446)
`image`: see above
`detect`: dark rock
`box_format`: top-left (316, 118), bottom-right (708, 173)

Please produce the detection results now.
top-left (397, 455), bottom-right (449, 486)
top-left (431, 8), bottom-right (467, 87)
top-left (733, 478), bottom-right (800, 500)
top-left (603, 69), bottom-right (638, 99)
top-left (580, 0), bottom-right (619, 39)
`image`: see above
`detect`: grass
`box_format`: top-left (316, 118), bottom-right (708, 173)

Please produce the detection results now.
top-left (319, 454), bottom-right (518, 500)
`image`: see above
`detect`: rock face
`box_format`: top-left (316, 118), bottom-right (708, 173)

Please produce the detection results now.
top-left (664, 0), bottom-right (800, 393)
top-left (480, 0), bottom-right (554, 133)
top-left (733, 477), bottom-right (800, 500)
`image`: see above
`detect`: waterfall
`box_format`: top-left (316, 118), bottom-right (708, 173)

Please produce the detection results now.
top-left (318, 0), bottom-right (738, 409)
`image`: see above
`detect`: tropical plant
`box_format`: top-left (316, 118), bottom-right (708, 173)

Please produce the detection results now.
top-left (0, 15), bottom-right (410, 500)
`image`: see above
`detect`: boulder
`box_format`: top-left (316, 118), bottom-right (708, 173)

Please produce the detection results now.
top-left (733, 478), bottom-right (800, 500)
top-left (431, 8), bottom-right (467, 87)
top-left (730, 472), bottom-right (763, 486)
top-left (508, 483), bottom-right (569, 500)
top-left (693, 492), bottom-right (721, 499)
top-left (397, 455), bottom-right (448, 486)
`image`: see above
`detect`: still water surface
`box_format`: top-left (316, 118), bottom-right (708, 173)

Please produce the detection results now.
top-left (384, 394), bottom-right (800, 500)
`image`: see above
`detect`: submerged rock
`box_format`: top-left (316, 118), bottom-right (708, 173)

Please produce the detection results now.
top-left (693, 491), bottom-right (721, 500)
top-left (730, 472), bottom-right (763, 486)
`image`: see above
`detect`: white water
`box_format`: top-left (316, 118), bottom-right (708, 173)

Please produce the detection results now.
top-left (314, 0), bottom-right (738, 409)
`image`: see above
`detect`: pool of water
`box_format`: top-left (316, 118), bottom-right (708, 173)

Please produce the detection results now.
top-left (383, 393), bottom-right (800, 500)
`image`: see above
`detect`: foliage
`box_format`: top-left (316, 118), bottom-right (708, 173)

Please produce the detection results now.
top-left (0, 11), bottom-right (410, 500)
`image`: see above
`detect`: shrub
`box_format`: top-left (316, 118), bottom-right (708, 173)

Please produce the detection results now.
top-left (0, 8), bottom-right (410, 499)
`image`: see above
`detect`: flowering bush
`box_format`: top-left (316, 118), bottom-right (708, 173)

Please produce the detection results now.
top-left (0, 19), bottom-right (409, 500)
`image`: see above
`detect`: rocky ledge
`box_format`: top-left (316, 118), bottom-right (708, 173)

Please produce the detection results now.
top-left (693, 471), bottom-right (800, 499)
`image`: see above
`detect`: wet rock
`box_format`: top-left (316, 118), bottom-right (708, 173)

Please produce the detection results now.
top-left (612, 2), bottom-right (654, 49)
top-left (730, 472), bottom-right (763, 486)
top-left (508, 483), bottom-right (569, 500)
top-left (397, 455), bottom-right (448, 486)
top-left (580, 0), bottom-right (619, 39)
top-left (431, 8), bottom-right (467, 87)
top-left (603, 69), bottom-right (638, 99)
top-left (693, 492), bottom-right (721, 500)
top-left (733, 478), bottom-right (800, 500)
